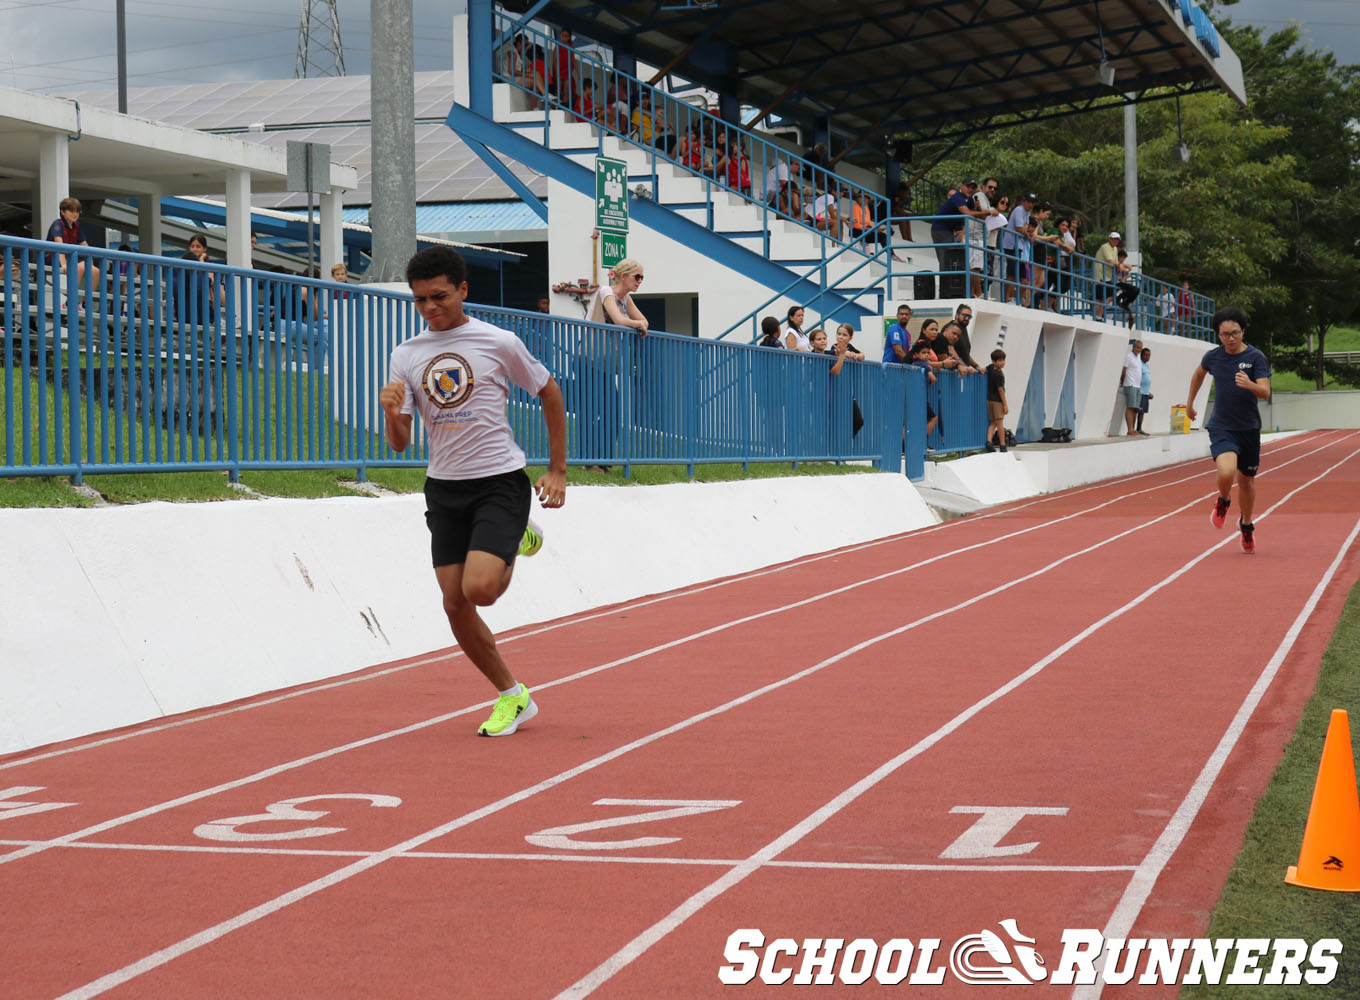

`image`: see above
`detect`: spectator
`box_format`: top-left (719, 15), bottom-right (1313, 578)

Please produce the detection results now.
top-left (813, 185), bottom-right (842, 239)
top-left (966, 178), bottom-right (999, 296)
top-left (632, 91), bottom-right (659, 144)
top-left (573, 78), bottom-right (596, 123)
top-left (726, 139), bottom-right (751, 194)
top-left (1119, 338), bottom-right (1144, 436)
top-left (1055, 217), bottom-right (1077, 309)
top-left (1094, 231), bottom-right (1121, 320)
top-left (931, 179), bottom-right (979, 289)
top-left (985, 348), bottom-right (1009, 452)
top-left (891, 181), bottom-right (913, 240)
top-left (601, 81), bottom-right (629, 132)
top-left (176, 233), bottom-right (222, 322)
top-left (710, 130), bottom-right (730, 182)
top-left (1067, 216), bottom-right (1086, 306)
top-left (829, 323), bottom-right (867, 438)
top-left (590, 258), bottom-right (649, 334)
top-left (831, 322), bottom-right (866, 362)
top-left (1002, 192), bottom-right (1036, 306)
top-left (1115, 249), bottom-right (1139, 328)
top-left (582, 258), bottom-right (648, 472)
top-left (849, 190), bottom-right (885, 249)
top-left (915, 318), bottom-right (954, 371)
top-left (1157, 284), bottom-right (1177, 334)
top-left (330, 263), bottom-right (349, 284)
top-left (550, 27), bottom-right (578, 104)
top-left (784, 305), bottom-right (811, 351)
top-left (1030, 203), bottom-right (1062, 310)
top-left (1136, 346), bottom-right (1152, 435)
top-left (1177, 277), bottom-right (1194, 334)
top-left (984, 194), bottom-right (1009, 299)
top-left (809, 328), bottom-right (830, 353)
top-left (952, 304), bottom-right (981, 371)
top-left (939, 320), bottom-right (977, 374)
top-left (909, 339), bottom-right (940, 438)
top-left (764, 156), bottom-right (791, 206)
top-left (45, 196), bottom-right (101, 296)
top-left (882, 303), bottom-right (912, 364)
top-left (801, 186), bottom-right (817, 226)
top-left (537, 296), bottom-right (551, 314)
top-left (758, 315), bottom-right (783, 348)
top-left (501, 34), bottom-right (544, 110)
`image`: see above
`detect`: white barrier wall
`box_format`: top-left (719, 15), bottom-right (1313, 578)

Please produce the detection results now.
top-left (0, 474), bottom-right (935, 755)
top-left (1263, 391), bottom-right (1360, 431)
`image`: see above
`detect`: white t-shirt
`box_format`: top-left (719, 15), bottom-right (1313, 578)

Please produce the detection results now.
top-left (1122, 351), bottom-right (1144, 388)
top-left (764, 162), bottom-right (789, 200)
top-left (590, 284), bottom-right (631, 325)
top-left (388, 315), bottom-right (550, 480)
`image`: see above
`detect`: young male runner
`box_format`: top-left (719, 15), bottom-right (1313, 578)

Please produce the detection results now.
top-left (1184, 306), bottom-right (1271, 554)
top-left (381, 246), bottom-right (567, 735)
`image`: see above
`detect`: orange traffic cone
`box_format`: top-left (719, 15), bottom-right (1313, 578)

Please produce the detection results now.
top-left (1286, 709), bottom-right (1360, 891)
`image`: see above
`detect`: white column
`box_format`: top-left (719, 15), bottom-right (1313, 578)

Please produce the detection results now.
top-left (34, 132), bottom-right (70, 238)
top-left (137, 193), bottom-right (163, 255)
top-left (452, 11), bottom-right (470, 108)
top-left (224, 169), bottom-right (252, 268)
top-left (320, 189), bottom-right (344, 275)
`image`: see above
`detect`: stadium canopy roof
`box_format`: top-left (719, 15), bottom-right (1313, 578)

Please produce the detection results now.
top-left (521, 0), bottom-right (1245, 153)
top-left (52, 73), bottom-right (547, 210)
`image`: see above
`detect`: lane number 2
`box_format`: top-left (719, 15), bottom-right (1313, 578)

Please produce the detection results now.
top-left (526, 798), bottom-right (741, 851)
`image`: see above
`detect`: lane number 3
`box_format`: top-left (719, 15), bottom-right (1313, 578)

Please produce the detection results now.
top-left (194, 793), bottom-right (402, 842)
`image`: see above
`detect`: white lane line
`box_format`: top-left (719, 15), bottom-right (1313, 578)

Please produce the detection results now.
top-left (6, 434), bottom-right (1348, 873)
top-left (1071, 511), bottom-right (1360, 1000)
top-left (552, 444), bottom-right (1360, 1000)
top-left (0, 839), bottom-right (1138, 872)
top-left (3, 430), bottom-right (1328, 774)
top-left (51, 454), bottom-right (1303, 1000)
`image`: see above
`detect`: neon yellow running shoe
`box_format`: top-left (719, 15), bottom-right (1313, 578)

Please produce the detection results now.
top-left (478, 683), bottom-right (538, 737)
top-left (518, 518), bottom-right (544, 557)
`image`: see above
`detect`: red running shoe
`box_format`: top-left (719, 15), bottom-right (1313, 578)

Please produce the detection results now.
top-left (1239, 519), bottom-right (1255, 554)
top-left (1211, 495), bottom-right (1230, 529)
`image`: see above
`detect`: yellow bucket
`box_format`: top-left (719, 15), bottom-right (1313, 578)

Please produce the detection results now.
top-left (1170, 404), bottom-right (1191, 434)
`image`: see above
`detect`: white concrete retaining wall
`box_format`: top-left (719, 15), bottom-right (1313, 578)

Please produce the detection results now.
top-left (0, 474), bottom-right (935, 755)
top-left (1262, 391), bottom-right (1360, 431)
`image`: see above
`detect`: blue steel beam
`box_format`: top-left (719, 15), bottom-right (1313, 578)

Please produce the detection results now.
top-left (445, 104), bottom-right (873, 327)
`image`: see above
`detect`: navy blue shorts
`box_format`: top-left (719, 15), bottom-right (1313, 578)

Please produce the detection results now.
top-left (1208, 427), bottom-right (1261, 477)
top-left (423, 469), bottom-right (531, 567)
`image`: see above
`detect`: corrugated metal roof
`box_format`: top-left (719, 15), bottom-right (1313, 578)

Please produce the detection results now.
top-left (344, 201), bottom-right (547, 241)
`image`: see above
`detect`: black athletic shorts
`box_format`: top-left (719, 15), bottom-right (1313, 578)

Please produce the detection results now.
top-left (423, 469), bottom-right (531, 567)
top-left (1208, 427), bottom-right (1262, 478)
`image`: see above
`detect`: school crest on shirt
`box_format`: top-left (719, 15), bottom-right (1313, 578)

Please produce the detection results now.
top-left (420, 352), bottom-right (475, 409)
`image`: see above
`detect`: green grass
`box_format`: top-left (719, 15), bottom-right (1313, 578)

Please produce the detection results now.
top-left (0, 475), bottom-right (96, 508)
top-left (1180, 579), bottom-right (1360, 999)
top-left (240, 468), bottom-right (373, 499)
top-left (82, 470), bottom-right (241, 504)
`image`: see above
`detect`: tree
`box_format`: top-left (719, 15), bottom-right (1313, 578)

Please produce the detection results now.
top-left (926, 93), bottom-right (1302, 316)
top-left (1220, 22), bottom-right (1360, 389)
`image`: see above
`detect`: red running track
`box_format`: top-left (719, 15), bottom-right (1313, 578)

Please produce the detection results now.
top-left (2, 430), bottom-right (1359, 999)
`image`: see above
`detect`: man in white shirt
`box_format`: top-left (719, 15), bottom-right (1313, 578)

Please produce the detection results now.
top-left (381, 246), bottom-right (567, 737)
top-left (1119, 338), bottom-right (1144, 437)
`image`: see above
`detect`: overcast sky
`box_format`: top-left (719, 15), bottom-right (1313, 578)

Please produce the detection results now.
top-left (0, 0), bottom-right (1355, 97)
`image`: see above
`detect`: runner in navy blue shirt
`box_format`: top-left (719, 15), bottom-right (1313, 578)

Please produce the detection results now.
top-left (1185, 306), bottom-right (1271, 553)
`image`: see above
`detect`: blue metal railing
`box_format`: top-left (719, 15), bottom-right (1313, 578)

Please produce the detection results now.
top-left (490, 15), bottom-right (944, 256)
top-left (2, 235), bottom-right (971, 481)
